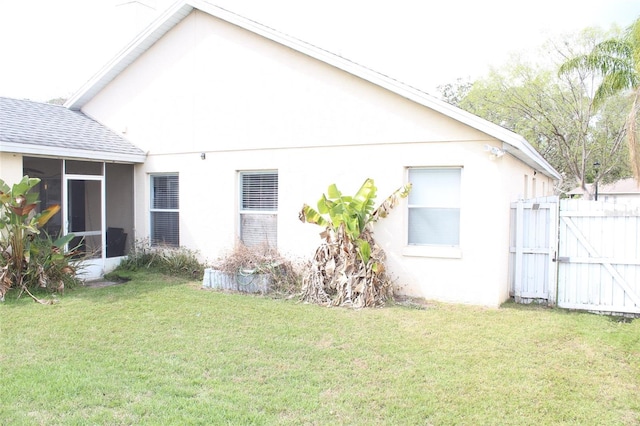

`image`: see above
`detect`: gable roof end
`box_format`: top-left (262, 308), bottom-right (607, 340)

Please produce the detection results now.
top-left (65, 1), bottom-right (195, 111)
top-left (65, 0), bottom-right (560, 180)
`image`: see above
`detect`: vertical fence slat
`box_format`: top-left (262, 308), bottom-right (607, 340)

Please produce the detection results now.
top-left (547, 202), bottom-right (558, 306)
top-left (514, 200), bottom-right (524, 301)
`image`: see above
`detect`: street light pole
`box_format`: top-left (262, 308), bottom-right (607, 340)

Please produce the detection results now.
top-left (593, 162), bottom-right (600, 201)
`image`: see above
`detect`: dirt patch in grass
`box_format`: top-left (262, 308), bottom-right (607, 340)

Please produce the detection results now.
top-left (392, 294), bottom-right (432, 310)
top-left (84, 276), bottom-right (131, 288)
top-left (84, 280), bottom-right (121, 288)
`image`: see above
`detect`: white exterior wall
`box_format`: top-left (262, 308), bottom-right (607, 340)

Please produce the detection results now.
top-left (81, 10), bottom-right (553, 307)
top-left (0, 152), bottom-right (24, 185)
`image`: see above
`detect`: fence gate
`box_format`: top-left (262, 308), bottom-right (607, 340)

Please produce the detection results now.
top-left (509, 196), bottom-right (559, 305)
top-left (556, 199), bottom-right (640, 315)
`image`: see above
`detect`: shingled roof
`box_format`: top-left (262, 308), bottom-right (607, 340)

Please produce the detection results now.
top-left (0, 97), bottom-right (145, 163)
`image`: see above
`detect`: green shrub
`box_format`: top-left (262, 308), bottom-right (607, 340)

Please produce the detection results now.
top-left (0, 176), bottom-right (80, 303)
top-left (23, 231), bottom-right (84, 292)
top-left (117, 239), bottom-right (205, 280)
top-left (116, 238), bottom-right (159, 270)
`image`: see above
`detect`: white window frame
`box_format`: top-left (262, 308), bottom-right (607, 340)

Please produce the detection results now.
top-left (238, 170), bottom-right (278, 247)
top-left (403, 167), bottom-right (462, 259)
top-left (150, 173), bottom-right (179, 247)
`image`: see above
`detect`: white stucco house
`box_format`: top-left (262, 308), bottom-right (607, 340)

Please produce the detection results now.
top-left (0, 0), bottom-right (560, 306)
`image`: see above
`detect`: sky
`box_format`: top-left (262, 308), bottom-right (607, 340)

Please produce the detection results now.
top-left (0, 0), bottom-right (639, 103)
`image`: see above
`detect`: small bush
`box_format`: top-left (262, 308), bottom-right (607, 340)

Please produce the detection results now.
top-left (25, 232), bottom-right (84, 292)
top-left (117, 239), bottom-right (205, 280)
top-left (159, 247), bottom-right (205, 279)
top-left (116, 239), bottom-right (158, 270)
top-left (0, 232), bottom-right (83, 300)
top-left (0, 176), bottom-right (82, 303)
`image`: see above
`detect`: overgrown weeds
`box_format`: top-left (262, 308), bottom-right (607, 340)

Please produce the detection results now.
top-left (116, 239), bottom-right (205, 280)
top-left (212, 243), bottom-right (302, 297)
top-left (117, 240), bottom-right (302, 297)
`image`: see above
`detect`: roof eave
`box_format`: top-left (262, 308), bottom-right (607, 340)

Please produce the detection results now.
top-left (364, 82), bottom-right (562, 180)
top-left (0, 141), bottom-right (146, 163)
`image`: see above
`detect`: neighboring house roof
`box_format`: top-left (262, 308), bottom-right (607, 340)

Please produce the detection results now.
top-left (603, 178), bottom-right (640, 194)
top-left (0, 97), bottom-right (146, 163)
top-left (64, 0), bottom-right (560, 180)
top-left (568, 178), bottom-right (640, 196)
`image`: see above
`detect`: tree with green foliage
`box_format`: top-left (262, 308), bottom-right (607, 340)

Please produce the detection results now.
top-left (0, 176), bottom-right (78, 303)
top-left (559, 17), bottom-right (640, 183)
top-left (437, 77), bottom-right (473, 107)
top-left (299, 178), bottom-right (410, 308)
top-left (444, 28), bottom-right (633, 195)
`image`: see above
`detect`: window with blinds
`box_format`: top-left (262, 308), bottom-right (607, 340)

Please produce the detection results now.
top-left (150, 174), bottom-right (179, 247)
top-left (408, 168), bottom-right (461, 246)
top-left (239, 171), bottom-right (278, 247)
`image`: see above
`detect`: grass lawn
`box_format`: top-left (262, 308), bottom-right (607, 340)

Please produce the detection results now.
top-left (1, 271), bottom-right (639, 425)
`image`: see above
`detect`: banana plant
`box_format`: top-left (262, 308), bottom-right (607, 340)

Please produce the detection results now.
top-left (0, 176), bottom-right (68, 302)
top-left (299, 178), bottom-right (410, 308)
top-left (300, 178), bottom-right (410, 263)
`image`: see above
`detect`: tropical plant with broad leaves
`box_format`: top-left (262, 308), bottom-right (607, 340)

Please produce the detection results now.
top-left (0, 176), bottom-right (78, 303)
top-left (559, 17), bottom-right (640, 182)
top-left (299, 178), bottom-right (411, 308)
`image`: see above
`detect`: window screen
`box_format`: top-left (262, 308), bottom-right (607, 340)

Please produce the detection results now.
top-left (240, 171), bottom-right (277, 247)
top-left (150, 174), bottom-right (179, 247)
top-left (408, 168), bottom-right (461, 246)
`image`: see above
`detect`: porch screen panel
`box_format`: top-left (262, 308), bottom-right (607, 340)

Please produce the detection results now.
top-left (151, 174), bottom-right (179, 247)
top-left (408, 168), bottom-right (461, 246)
top-left (240, 172), bottom-right (278, 247)
top-left (23, 157), bottom-right (63, 237)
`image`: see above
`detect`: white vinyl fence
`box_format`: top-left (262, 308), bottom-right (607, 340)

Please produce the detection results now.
top-left (509, 196), bottom-right (558, 305)
top-left (510, 197), bottom-right (640, 315)
top-left (557, 199), bottom-right (640, 314)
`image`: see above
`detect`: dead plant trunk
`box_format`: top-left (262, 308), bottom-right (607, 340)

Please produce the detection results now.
top-left (301, 225), bottom-right (392, 308)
